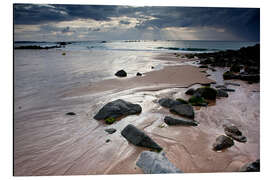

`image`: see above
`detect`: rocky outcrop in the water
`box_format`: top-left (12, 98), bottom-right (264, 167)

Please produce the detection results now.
top-left (170, 104), bottom-right (195, 119)
top-left (212, 135), bottom-right (234, 151)
top-left (15, 45), bottom-right (61, 49)
top-left (121, 124), bottom-right (162, 151)
top-left (223, 124), bottom-right (247, 143)
top-left (164, 116), bottom-right (198, 126)
top-left (93, 99), bottom-right (142, 121)
top-left (136, 151), bottom-right (182, 174)
top-left (240, 159), bottom-right (260, 172)
top-left (115, 70), bottom-right (127, 77)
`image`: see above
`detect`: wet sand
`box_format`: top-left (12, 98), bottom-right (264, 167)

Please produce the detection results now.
top-left (14, 52), bottom-right (259, 175)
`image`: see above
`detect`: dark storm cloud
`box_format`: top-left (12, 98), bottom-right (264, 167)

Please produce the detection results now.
top-left (14, 4), bottom-right (260, 41)
top-left (61, 26), bottom-right (75, 33)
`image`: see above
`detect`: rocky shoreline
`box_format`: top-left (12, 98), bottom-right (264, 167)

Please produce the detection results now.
top-left (91, 44), bottom-right (260, 173)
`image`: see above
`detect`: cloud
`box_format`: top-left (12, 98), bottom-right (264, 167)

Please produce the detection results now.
top-left (14, 4), bottom-right (260, 41)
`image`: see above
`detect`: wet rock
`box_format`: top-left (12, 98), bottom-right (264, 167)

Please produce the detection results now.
top-left (188, 95), bottom-right (208, 106)
top-left (216, 89), bottom-right (229, 97)
top-left (213, 135), bottom-right (234, 151)
top-left (215, 85), bottom-right (227, 89)
top-left (244, 66), bottom-right (260, 74)
top-left (170, 104), bottom-right (194, 119)
top-left (175, 98), bottom-right (189, 104)
top-left (66, 112), bottom-right (76, 115)
top-left (115, 70), bottom-right (127, 77)
top-left (158, 98), bottom-right (183, 108)
top-left (240, 159), bottom-right (260, 172)
top-left (106, 139), bottom-right (111, 143)
top-left (194, 87), bottom-right (217, 100)
top-left (223, 71), bottom-right (238, 80)
top-left (94, 99), bottom-right (142, 120)
top-left (105, 128), bottom-right (117, 134)
top-left (220, 88), bottom-right (235, 92)
top-left (136, 151), bottom-right (182, 174)
top-left (223, 124), bottom-right (247, 143)
top-left (121, 124), bottom-right (162, 151)
top-left (239, 74), bottom-right (260, 83)
top-left (225, 82), bottom-right (240, 86)
top-left (136, 72), bottom-right (142, 76)
top-left (199, 65), bottom-right (208, 68)
top-left (164, 116), bottom-right (198, 126)
top-left (185, 88), bottom-right (195, 95)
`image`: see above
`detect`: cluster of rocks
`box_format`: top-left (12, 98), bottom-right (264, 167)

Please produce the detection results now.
top-left (15, 45), bottom-right (61, 50)
top-left (114, 69), bottom-right (143, 77)
top-left (187, 44), bottom-right (260, 84)
top-left (212, 124), bottom-right (247, 151)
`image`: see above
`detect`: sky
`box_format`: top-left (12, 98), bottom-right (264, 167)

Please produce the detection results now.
top-left (14, 4), bottom-right (260, 42)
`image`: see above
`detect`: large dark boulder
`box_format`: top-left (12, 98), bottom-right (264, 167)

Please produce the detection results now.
top-left (223, 124), bottom-right (247, 143)
top-left (194, 87), bottom-right (217, 100)
top-left (240, 159), bottom-right (260, 172)
top-left (115, 70), bottom-right (127, 77)
top-left (239, 74), bottom-right (260, 83)
top-left (212, 135), bottom-right (234, 151)
top-left (94, 99), bottom-right (142, 120)
top-left (230, 64), bottom-right (241, 73)
top-left (136, 151), bottom-right (182, 174)
top-left (158, 98), bottom-right (184, 108)
top-left (121, 124), bottom-right (162, 151)
top-left (223, 71), bottom-right (238, 80)
top-left (164, 116), bottom-right (198, 126)
top-left (169, 104), bottom-right (194, 119)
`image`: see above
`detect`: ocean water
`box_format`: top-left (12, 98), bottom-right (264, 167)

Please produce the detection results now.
top-left (15, 40), bottom-right (258, 53)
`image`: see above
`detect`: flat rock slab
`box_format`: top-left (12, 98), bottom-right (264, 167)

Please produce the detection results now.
top-left (164, 116), bottom-right (198, 126)
top-left (213, 135), bottom-right (234, 151)
top-left (121, 124), bottom-right (162, 151)
top-left (136, 151), bottom-right (182, 174)
top-left (169, 104), bottom-right (194, 119)
top-left (94, 99), bottom-right (142, 120)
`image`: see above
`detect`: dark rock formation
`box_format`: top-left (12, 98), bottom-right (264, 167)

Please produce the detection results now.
top-left (223, 124), bottom-right (247, 143)
top-left (164, 116), bottom-right (198, 126)
top-left (115, 70), bottom-right (127, 77)
top-left (194, 87), bottom-right (217, 100)
top-left (213, 135), bottom-right (234, 151)
top-left (94, 99), bottom-right (142, 121)
top-left (169, 104), bottom-right (195, 119)
top-left (188, 95), bottom-right (208, 106)
top-left (15, 45), bottom-right (61, 49)
top-left (230, 64), bottom-right (241, 73)
top-left (136, 151), bottom-right (182, 174)
top-left (220, 88), bottom-right (235, 92)
top-left (240, 159), bottom-right (260, 172)
top-left (136, 72), bottom-right (142, 76)
top-left (158, 98), bottom-right (183, 108)
top-left (121, 124), bottom-right (162, 151)
top-left (66, 112), bottom-right (76, 115)
top-left (105, 128), bottom-right (117, 134)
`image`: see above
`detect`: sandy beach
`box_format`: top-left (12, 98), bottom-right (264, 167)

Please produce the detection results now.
top-left (14, 49), bottom-right (259, 175)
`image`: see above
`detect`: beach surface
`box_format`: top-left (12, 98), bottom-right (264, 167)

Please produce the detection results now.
top-left (14, 49), bottom-right (259, 175)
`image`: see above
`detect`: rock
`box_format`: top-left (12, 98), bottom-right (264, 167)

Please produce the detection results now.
top-left (136, 151), bottom-right (182, 174)
top-left (240, 159), bottom-right (260, 172)
top-left (121, 124), bottom-right (162, 151)
top-left (105, 128), bottom-right (117, 134)
top-left (94, 99), bottom-right (142, 120)
top-left (230, 64), bottom-right (241, 73)
top-left (239, 74), bottom-right (260, 83)
top-left (106, 139), bottom-right (111, 143)
top-left (185, 88), bottom-right (195, 95)
top-left (223, 71), bottom-right (238, 80)
top-left (199, 65), bottom-right (208, 68)
top-left (244, 66), bottom-right (259, 74)
top-left (115, 70), bottom-right (127, 77)
top-left (66, 112), bottom-right (76, 115)
top-left (169, 104), bottom-right (194, 119)
top-left (151, 66), bottom-right (154, 69)
top-left (223, 124), bottom-right (247, 143)
top-left (216, 89), bottom-right (229, 97)
top-left (105, 117), bottom-right (116, 124)
top-left (194, 87), bottom-right (217, 100)
top-left (213, 135), bottom-right (234, 151)
top-left (136, 72), bottom-right (142, 76)
top-left (175, 98), bottom-right (189, 104)
top-left (215, 85), bottom-right (227, 89)
top-left (188, 95), bottom-right (208, 106)
top-left (220, 88), bottom-right (235, 92)
top-left (225, 82), bottom-right (240, 86)
top-left (164, 116), bottom-right (198, 126)
top-left (158, 98), bottom-right (183, 108)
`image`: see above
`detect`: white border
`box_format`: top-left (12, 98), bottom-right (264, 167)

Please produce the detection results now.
top-left (1, 0), bottom-right (269, 180)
